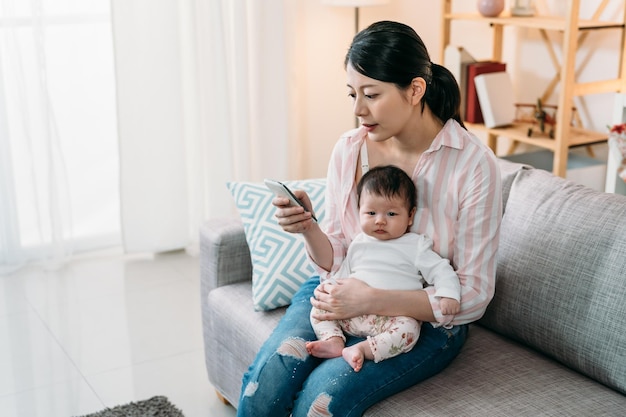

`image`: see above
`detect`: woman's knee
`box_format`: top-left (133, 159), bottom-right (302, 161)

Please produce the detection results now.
top-left (276, 336), bottom-right (309, 360)
top-left (241, 335), bottom-right (320, 412)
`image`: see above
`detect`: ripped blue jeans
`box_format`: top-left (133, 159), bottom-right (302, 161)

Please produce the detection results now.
top-left (237, 277), bottom-right (468, 417)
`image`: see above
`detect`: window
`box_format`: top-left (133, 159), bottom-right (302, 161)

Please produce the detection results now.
top-left (0, 0), bottom-right (119, 268)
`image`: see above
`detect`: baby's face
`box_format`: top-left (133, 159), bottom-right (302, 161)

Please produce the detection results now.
top-left (358, 191), bottom-right (414, 240)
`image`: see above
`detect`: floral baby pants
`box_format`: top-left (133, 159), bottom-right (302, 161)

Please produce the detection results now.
top-left (311, 308), bottom-right (421, 363)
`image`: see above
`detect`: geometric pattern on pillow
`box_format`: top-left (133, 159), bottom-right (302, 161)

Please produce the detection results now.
top-left (227, 179), bottom-right (326, 311)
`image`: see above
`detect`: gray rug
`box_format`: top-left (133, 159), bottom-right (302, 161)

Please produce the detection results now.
top-left (76, 396), bottom-right (185, 417)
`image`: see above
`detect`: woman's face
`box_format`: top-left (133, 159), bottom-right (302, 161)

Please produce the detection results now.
top-left (346, 63), bottom-right (415, 142)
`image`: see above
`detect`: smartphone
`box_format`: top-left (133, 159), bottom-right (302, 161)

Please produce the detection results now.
top-left (264, 179), bottom-right (317, 222)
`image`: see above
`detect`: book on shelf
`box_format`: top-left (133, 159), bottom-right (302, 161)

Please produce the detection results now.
top-left (443, 45), bottom-right (476, 120)
top-left (465, 61), bottom-right (506, 123)
top-left (474, 71), bottom-right (515, 128)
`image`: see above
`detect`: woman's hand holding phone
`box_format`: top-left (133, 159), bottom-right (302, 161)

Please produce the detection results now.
top-left (264, 179), bottom-right (317, 233)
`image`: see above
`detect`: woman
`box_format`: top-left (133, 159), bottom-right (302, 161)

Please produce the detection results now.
top-left (237, 20), bottom-right (502, 417)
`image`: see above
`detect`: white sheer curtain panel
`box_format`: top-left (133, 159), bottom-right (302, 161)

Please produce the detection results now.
top-left (112, 0), bottom-right (297, 253)
top-left (1, 0), bottom-right (301, 268)
top-left (0, 0), bottom-right (119, 273)
top-left (111, 0), bottom-right (189, 253)
top-left (192, 0), bottom-right (296, 213)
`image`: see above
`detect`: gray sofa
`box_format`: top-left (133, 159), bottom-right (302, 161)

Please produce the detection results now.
top-left (200, 159), bottom-right (626, 416)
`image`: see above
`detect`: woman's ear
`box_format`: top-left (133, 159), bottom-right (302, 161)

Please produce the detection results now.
top-left (409, 77), bottom-right (426, 105)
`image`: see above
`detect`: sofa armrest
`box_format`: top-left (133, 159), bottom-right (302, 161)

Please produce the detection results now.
top-left (199, 218), bottom-right (252, 301)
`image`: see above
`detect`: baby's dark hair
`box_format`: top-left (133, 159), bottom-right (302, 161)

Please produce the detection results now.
top-left (357, 165), bottom-right (417, 212)
top-left (345, 20), bottom-right (464, 128)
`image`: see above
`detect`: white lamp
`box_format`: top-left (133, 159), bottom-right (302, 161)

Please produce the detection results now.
top-left (324, 0), bottom-right (390, 34)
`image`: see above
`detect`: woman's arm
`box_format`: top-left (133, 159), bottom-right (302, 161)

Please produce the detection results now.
top-left (273, 133), bottom-right (360, 274)
top-left (303, 222), bottom-right (334, 272)
top-left (271, 191), bottom-right (334, 272)
top-left (306, 133), bottom-right (362, 278)
top-left (311, 278), bottom-right (437, 322)
top-left (425, 154), bottom-right (502, 325)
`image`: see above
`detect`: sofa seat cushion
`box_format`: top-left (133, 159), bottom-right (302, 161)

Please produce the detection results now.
top-left (204, 282), bottom-right (626, 416)
top-left (479, 168), bottom-right (626, 394)
top-left (366, 324), bottom-right (626, 416)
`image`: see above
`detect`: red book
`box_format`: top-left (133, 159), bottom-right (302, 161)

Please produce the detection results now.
top-left (465, 61), bottom-right (506, 123)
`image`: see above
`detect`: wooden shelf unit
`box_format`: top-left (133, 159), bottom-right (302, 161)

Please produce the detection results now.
top-left (440, 0), bottom-right (626, 177)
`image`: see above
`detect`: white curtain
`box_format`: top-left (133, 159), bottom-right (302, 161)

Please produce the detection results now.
top-left (112, 0), bottom-right (298, 254)
top-left (0, 0), bottom-right (119, 273)
top-left (0, 0), bottom-right (299, 271)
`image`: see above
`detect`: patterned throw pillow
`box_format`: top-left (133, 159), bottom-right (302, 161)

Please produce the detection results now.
top-left (227, 179), bottom-right (326, 311)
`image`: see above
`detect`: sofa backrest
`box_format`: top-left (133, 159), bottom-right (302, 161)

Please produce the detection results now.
top-left (497, 159), bottom-right (530, 207)
top-left (480, 166), bottom-right (626, 394)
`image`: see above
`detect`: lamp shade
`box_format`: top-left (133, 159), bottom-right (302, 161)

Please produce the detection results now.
top-left (324, 0), bottom-right (389, 6)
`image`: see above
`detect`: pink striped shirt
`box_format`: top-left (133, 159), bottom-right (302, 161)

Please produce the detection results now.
top-left (313, 119), bottom-right (502, 326)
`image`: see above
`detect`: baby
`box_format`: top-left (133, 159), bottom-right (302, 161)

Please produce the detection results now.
top-left (307, 165), bottom-right (461, 371)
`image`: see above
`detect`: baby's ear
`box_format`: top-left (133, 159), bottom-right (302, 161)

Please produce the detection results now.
top-left (408, 207), bottom-right (417, 225)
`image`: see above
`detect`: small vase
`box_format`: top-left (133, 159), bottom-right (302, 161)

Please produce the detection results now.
top-left (477, 0), bottom-right (505, 17)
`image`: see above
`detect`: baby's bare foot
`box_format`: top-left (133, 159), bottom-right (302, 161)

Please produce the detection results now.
top-left (306, 338), bottom-right (344, 358)
top-left (342, 345), bottom-right (365, 372)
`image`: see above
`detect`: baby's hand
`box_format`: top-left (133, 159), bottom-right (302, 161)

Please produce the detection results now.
top-left (440, 297), bottom-right (460, 316)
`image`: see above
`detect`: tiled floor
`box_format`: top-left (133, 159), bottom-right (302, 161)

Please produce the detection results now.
top-left (0, 248), bottom-right (236, 417)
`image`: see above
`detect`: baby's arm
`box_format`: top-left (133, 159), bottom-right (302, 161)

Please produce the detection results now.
top-left (414, 235), bottom-right (461, 320)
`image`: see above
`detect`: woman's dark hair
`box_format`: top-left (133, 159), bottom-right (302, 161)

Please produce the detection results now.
top-left (345, 20), bottom-right (464, 128)
top-left (357, 165), bottom-right (417, 212)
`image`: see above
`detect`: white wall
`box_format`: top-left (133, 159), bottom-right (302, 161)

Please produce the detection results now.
top-left (109, 0), bottom-right (623, 182)
top-left (297, 0), bottom-right (622, 178)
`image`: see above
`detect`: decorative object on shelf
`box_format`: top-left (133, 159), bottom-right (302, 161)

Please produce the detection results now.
top-left (515, 98), bottom-right (556, 139)
top-left (514, 100), bottom-right (581, 140)
top-left (530, 99), bottom-right (555, 138)
top-left (443, 45), bottom-right (476, 118)
top-left (474, 71), bottom-right (515, 128)
top-left (324, 0), bottom-right (390, 34)
top-left (465, 61), bottom-right (506, 123)
top-left (608, 123), bottom-right (626, 183)
top-left (514, 100), bottom-right (559, 138)
top-left (477, 0), bottom-right (504, 17)
top-left (511, 0), bottom-right (534, 16)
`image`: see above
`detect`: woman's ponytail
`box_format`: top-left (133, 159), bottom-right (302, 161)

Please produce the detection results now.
top-left (424, 63), bottom-right (465, 128)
